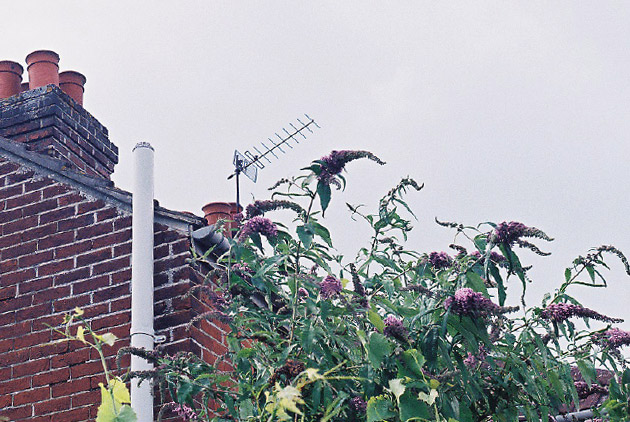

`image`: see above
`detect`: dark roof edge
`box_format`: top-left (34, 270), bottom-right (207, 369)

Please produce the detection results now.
top-left (0, 136), bottom-right (206, 231)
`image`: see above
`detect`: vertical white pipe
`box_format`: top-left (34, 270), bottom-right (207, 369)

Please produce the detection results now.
top-left (131, 142), bottom-right (155, 422)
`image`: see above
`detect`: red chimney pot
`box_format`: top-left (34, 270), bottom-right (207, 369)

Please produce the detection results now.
top-left (25, 50), bottom-right (60, 89)
top-left (59, 70), bottom-right (87, 105)
top-left (201, 202), bottom-right (242, 237)
top-left (0, 61), bottom-right (24, 99)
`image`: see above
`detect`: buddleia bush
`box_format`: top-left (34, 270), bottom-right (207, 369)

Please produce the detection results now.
top-left (130, 150), bottom-right (630, 421)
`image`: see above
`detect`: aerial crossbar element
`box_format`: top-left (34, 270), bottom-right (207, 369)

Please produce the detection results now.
top-left (227, 114), bottom-right (319, 209)
top-left (229, 114), bottom-right (319, 182)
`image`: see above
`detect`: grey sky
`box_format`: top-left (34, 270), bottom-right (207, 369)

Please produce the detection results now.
top-left (3, 2), bottom-right (630, 326)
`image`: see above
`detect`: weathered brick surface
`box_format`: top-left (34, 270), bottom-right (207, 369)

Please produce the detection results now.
top-left (0, 86), bottom-right (118, 179)
top-left (0, 156), bottom-right (228, 421)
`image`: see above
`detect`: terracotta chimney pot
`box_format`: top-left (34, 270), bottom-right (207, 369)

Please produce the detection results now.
top-left (59, 71), bottom-right (87, 105)
top-left (25, 50), bottom-right (60, 89)
top-left (201, 202), bottom-right (242, 237)
top-left (0, 61), bottom-right (24, 99)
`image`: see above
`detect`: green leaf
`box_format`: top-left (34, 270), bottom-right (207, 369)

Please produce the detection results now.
top-left (417, 389), bottom-right (438, 405)
top-left (310, 221), bottom-right (333, 247)
top-left (388, 378), bottom-right (406, 403)
top-left (99, 332), bottom-right (117, 347)
top-left (399, 391), bottom-right (430, 421)
top-left (465, 271), bottom-right (488, 296)
top-left (368, 309), bottom-right (385, 333)
top-left (317, 180), bottom-right (332, 215)
top-left (114, 406), bottom-right (137, 422)
top-left (296, 225), bottom-right (314, 249)
top-left (239, 400), bottom-right (255, 420)
top-left (250, 232), bottom-right (263, 251)
top-left (421, 327), bottom-right (439, 365)
top-left (368, 332), bottom-right (392, 369)
top-left (110, 379), bottom-right (131, 404)
top-left (367, 395), bottom-right (396, 422)
top-left (96, 382), bottom-right (137, 422)
top-left (577, 360), bottom-right (596, 386)
top-left (401, 349), bottom-right (425, 377)
top-left (320, 392), bottom-right (348, 422)
top-left (176, 379), bottom-right (194, 403)
top-left (236, 348), bottom-right (255, 359)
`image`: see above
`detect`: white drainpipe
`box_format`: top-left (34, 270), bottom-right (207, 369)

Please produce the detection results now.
top-left (130, 142), bottom-right (155, 422)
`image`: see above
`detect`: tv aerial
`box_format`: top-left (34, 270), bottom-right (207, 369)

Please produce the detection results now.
top-left (228, 114), bottom-right (320, 211)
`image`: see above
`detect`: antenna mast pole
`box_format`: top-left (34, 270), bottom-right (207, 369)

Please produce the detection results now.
top-left (235, 167), bottom-right (241, 212)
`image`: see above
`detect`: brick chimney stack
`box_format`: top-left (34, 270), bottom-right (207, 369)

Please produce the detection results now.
top-left (0, 50), bottom-right (118, 179)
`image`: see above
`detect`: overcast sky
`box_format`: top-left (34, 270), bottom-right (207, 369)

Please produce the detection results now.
top-left (3, 2), bottom-right (630, 326)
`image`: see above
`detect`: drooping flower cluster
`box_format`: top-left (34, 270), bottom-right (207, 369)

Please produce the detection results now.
top-left (350, 263), bottom-right (368, 308)
top-left (172, 403), bottom-right (199, 421)
top-left (268, 359), bottom-right (306, 386)
top-left (594, 328), bottom-right (630, 349)
top-left (383, 315), bottom-right (407, 340)
top-left (429, 251), bottom-right (452, 269)
top-left (464, 344), bottom-right (489, 369)
top-left (245, 199), bottom-right (304, 219)
top-left (540, 303), bottom-right (623, 324)
top-left (574, 381), bottom-right (609, 400)
top-left (444, 288), bottom-right (516, 318)
top-left (349, 396), bottom-right (367, 413)
top-left (449, 244), bottom-right (468, 257)
top-left (231, 263), bottom-right (254, 282)
top-left (317, 150), bottom-right (385, 184)
top-left (492, 221), bottom-right (552, 245)
top-left (237, 216), bottom-right (278, 242)
top-left (493, 221), bottom-right (528, 244)
top-left (320, 275), bottom-right (342, 299)
top-left (470, 250), bottom-right (506, 264)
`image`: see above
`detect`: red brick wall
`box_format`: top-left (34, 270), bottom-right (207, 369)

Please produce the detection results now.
top-left (0, 157), bottom-right (228, 421)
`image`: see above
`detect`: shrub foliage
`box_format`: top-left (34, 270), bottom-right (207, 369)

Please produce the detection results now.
top-left (122, 150), bottom-right (630, 422)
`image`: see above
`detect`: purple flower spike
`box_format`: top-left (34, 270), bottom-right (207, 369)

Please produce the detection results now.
top-left (232, 263), bottom-right (254, 281)
top-left (470, 251), bottom-right (506, 263)
top-left (320, 275), bottom-right (342, 299)
top-left (429, 251), bottom-right (452, 269)
top-left (383, 315), bottom-right (407, 340)
top-left (493, 221), bottom-right (528, 244)
top-left (349, 396), bottom-right (367, 413)
top-left (237, 216), bottom-right (278, 242)
top-left (492, 221), bottom-right (552, 246)
top-left (444, 288), bottom-right (516, 318)
top-left (464, 344), bottom-right (489, 369)
top-left (541, 303), bottom-right (623, 324)
top-left (172, 402), bottom-right (199, 421)
top-left (245, 200), bottom-right (304, 219)
top-left (317, 150), bottom-right (385, 185)
top-left (594, 328), bottom-right (630, 349)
